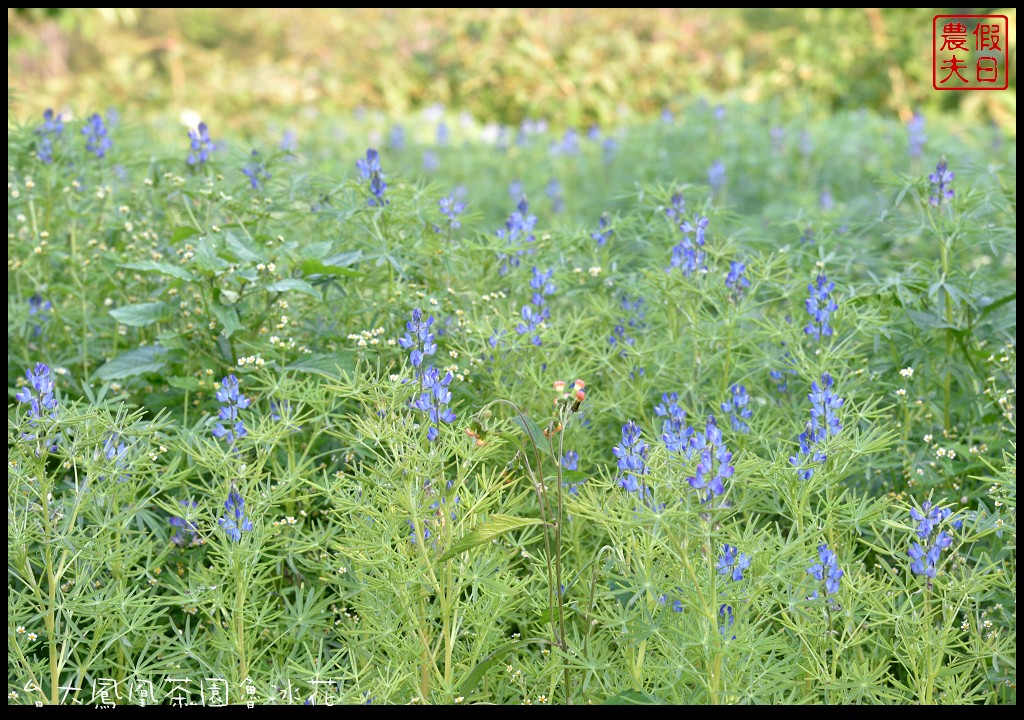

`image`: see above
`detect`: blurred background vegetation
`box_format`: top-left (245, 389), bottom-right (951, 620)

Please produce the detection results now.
top-left (7, 8), bottom-right (1017, 134)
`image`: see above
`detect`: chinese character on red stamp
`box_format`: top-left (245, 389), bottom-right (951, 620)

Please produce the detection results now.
top-left (933, 14), bottom-right (1009, 90)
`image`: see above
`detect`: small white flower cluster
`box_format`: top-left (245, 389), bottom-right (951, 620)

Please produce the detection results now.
top-left (256, 262), bottom-right (277, 274)
top-left (899, 367), bottom-right (914, 379)
top-left (348, 326), bottom-right (386, 348)
top-left (237, 354), bottom-right (265, 367)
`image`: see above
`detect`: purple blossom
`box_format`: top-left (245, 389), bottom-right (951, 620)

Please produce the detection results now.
top-left (398, 308), bottom-right (437, 368)
top-left (212, 375), bottom-right (251, 446)
top-left (242, 150), bottom-right (271, 190)
top-left (82, 113), bottom-right (113, 158)
top-left (187, 122), bottom-right (216, 166)
top-left (356, 148), bottom-right (388, 206)
top-left (717, 544), bottom-right (751, 582)
top-left (413, 366), bottom-right (456, 442)
top-left (807, 543), bottom-right (843, 598)
top-left (219, 488), bottom-right (254, 542)
top-left (720, 384), bottom-right (752, 434)
top-left (804, 274), bottom-right (838, 341)
top-left (613, 420), bottom-right (649, 497)
top-left (928, 159), bottom-right (954, 208)
top-left (687, 416), bottom-right (734, 503)
top-left (725, 261), bottom-right (750, 299)
top-left (35, 109), bottom-right (64, 164)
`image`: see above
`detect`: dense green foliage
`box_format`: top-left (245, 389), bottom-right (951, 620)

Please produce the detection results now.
top-left (7, 99), bottom-right (1016, 705)
top-left (8, 8), bottom-right (1017, 133)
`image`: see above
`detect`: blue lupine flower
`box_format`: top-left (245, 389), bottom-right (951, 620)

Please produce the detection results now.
top-left (439, 194), bottom-right (465, 229)
top-left (609, 295), bottom-right (646, 378)
top-left (661, 108), bottom-right (674, 124)
top-left (398, 308), bottom-right (437, 369)
top-left (242, 150), bottom-right (271, 190)
top-left (725, 261), bottom-right (750, 299)
top-left (413, 366), bottom-right (456, 441)
top-left (664, 193), bottom-right (686, 225)
top-left (804, 274), bottom-right (838, 341)
top-left (561, 450), bottom-right (579, 471)
top-left (770, 126), bottom-right (786, 154)
top-left (546, 178), bottom-right (563, 213)
top-left (29, 294), bottom-right (52, 337)
top-left (169, 500), bottom-right (202, 547)
top-left (591, 213), bottom-right (612, 246)
top-left (281, 128), bottom-right (298, 153)
top-left (550, 128), bottom-right (579, 156)
top-left (820, 188), bottom-right (834, 211)
top-left (529, 267), bottom-right (556, 311)
top-left (15, 363), bottom-right (59, 428)
top-left (799, 130), bottom-right (813, 157)
top-left (658, 589), bottom-right (684, 613)
top-left (356, 148), bottom-right (388, 206)
top-left (718, 604), bottom-right (735, 639)
top-left (495, 197), bottom-right (537, 276)
top-left (219, 488), bottom-right (254, 542)
top-left (908, 501), bottom-right (961, 579)
top-left (388, 124), bottom-right (406, 151)
top-left (668, 216), bottom-right (709, 277)
top-left (187, 122), bottom-right (216, 166)
top-left (707, 160), bottom-right (726, 195)
top-left (928, 159), bottom-right (954, 208)
top-left (714, 105), bottom-right (726, 122)
top-left (410, 484), bottom-right (460, 545)
top-left (687, 416), bottom-right (734, 503)
top-left (602, 137), bottom-right (618, 164)
top-left (907, 113), bottom-right (926, 158)
top-left (436, 121), bottom-right (449, 146)
top-left (212, 375), bottom-right (251, 446)
top-left (82, 113), bottom-right (113, 158)
top-left (516, 304), bottom-right (545, 347)
top-left (101, 433), bottom-right (131, 483)
top-left (720, 384), bottom-right (752, 433)
top-left (422, 149), bottom-right (439, 172)
top-left (655, 392), bottom-right (693, 456)
top-left (806, 543), bottom-right (844, 598)
top-left (717, 544), bottom-right (751, 582)
top-left (613, 420), bottom-right (649, 497)
top-left (36, 109), bottom-right (64, 164)
top-left (508, 180), bottom-right (524, 202)
top-left (789, 372), bottom-right (844, 481)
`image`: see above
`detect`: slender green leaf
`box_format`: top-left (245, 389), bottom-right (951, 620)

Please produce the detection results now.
top-left (109, 302), bottom-right (169, 327)
top-left (286, 352), bottom-right (357, 378)
top-left (95, 345), bottom-right (168, 381)
top-left (119, 261), bottom-right (196, 282)
top-left (266, 279), bottom-right (320, 298)
top-left (439, 514), bottom-right (544, 562)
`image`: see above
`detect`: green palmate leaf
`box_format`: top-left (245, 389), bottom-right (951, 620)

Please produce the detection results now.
top-left (119, 261), bottom-right (197, 282)
top-left (438, 514), bottom-right (544, 562)
top-left (192, 238), bottom-right (230, 274)
top-left (109, 302), bottom-right (169, 327)
top-left (266, 279), bottom-right (320, 298)
top-left (545, 470), bottom-right (590, 486)
top-left (509, 414), bottom-right (550, 454)
top-left (167, 376), bottom-right (200, 391)
top-left (322, 250), bottom-right (362, 268)
top-left (301, 241), bottom-right (333, 260)
top-left (455, 637), bottom-right (550, 696)
top-left (170, 226), bottom-right (200, 244)
top-left (299, 259), bottom-right (362, 278)
top-left (212, 302), bottom-right (244, 338)
top-left (224, 231), bottom-right (267, 263)
top-left (286, 352), bottom-right (357, 378)
top-left (95, 345), bottom-right (168, 381)
top-left (604, 689), bottom-right (665, 705)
